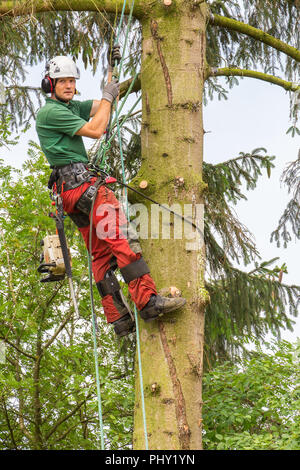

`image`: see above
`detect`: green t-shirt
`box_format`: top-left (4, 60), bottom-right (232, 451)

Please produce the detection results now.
top-left (36, 98), bottom-right (93, 167)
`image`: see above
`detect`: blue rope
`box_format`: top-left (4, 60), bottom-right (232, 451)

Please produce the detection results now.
top-left (88, 255), bottom-right (105, 450)
top-left (88, 192), bottom-right (105, 449)
top-left (113, 3), bottom-right (149, 449)
top-left (87, 1), bottom-right (128, 448)
top-left (89, 0), bottom-right (149, 450)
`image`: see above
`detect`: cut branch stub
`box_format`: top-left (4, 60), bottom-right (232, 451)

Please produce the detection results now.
top-left (139, 180), bottom-right (148, 189)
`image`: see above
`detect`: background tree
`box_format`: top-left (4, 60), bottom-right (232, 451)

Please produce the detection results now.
top-left (0, 140), bottom-right (136, 450)
top-left (203, 339), bottom-right (300, 450)
top-left (0, 0), bottom-right (299, 450)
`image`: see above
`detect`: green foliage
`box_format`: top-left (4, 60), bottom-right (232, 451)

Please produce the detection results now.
top-left (0, 11), bottom-right (115, 130)
top-left (271, 152), bottom-right (300, 247)
top-left (0, 116), bottom-right (20, 148)
top-left (205, 260), bottom-right (299, 365)
top-left (203, 148), bottom-right (300, 365)
top-left (0, 143), bottom-right (135, 450)
top-left (205, 0), bottom-right (300, 125)
top-left (204, 148), bottom-right (276, 269)
top-left (203, 340), bottom-right (300, 450)
top-left (207, 0), bottom-right (299, 78)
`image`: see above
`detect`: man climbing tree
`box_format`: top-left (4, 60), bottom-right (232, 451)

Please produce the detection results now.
top-left (0, 0), bottom-right (299, 452)
top-left (36, 53), bottom-right (186, 337)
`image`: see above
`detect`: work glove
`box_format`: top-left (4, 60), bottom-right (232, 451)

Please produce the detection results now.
top-left (107, 44), bottom-right (121, 71)
top-left (102, 79), bottom-right (120, 103)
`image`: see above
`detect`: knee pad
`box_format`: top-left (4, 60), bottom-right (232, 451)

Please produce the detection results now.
top-left (96, 270), bottom-right (133, 319)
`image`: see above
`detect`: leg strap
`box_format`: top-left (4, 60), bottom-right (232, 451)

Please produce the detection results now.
top-left (120, 257), bottom-right (150, 284)
top-left (75, 177), bottom-right (105, 216)
top-left (96, 270), bottom-right (121, 298)
top-left (68, 212), bottom-right (90, 228)
top-left (96, 270), bottom-right (134, 320)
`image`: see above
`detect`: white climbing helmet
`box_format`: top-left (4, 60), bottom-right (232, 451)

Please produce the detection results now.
top-left (45, 56), bottom-right (80, 79)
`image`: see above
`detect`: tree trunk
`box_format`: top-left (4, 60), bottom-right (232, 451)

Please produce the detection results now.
top-left (131, 1), bottom-right (209, 450)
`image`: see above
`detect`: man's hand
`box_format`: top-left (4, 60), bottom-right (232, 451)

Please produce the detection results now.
top-left (107, 44), bottom-right (122, 71)
top-left (102, 79), bottom-right (120, 103)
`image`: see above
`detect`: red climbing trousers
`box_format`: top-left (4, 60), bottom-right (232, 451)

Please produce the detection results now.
top-left (61, 177), bottom-right (157, 323)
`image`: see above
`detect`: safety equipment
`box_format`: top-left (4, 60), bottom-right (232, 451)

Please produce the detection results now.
top-left (75, 177), bottom-right (105, 215)
top-left (41, 56), bottom-right (80, 93)
top-left (48, 162), bottom-right (95, 193)
top-left (120, 257), bottom-right (150, 284)
top-left (41, 75), bottom-right (56, 94)
top-left (102, 79), bottom-right (120, 103)
top-left (48, 163), bottom-right (106, 216)
top-left (96, 269), bottom-right (135, 336)
top-left (139, 295), bottom-right (186, 322)
top-left (46, 56), bottom-right (80, 80)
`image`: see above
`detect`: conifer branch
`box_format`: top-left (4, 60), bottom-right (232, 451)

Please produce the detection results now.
top-left (287, 0), bottom-right (300, 8)
top-left (5, 85), bottom-right (41, 93)
top-left (271, 154), bottom-right (300, 247)
top-left (120, 74), bottom-right (141, 98)
top-left (0, 0), bottom-right (145, 18)
top-left (208, 67), bottom-right (300, 92)
top-left (210, 13), bottom-right (300, 62)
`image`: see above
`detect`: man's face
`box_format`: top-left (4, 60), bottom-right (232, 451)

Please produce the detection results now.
top-left (54, 77), bottom-right (76, 102)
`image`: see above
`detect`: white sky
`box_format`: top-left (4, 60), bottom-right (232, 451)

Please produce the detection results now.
top-left (1, 61), bottom-right (299, 343)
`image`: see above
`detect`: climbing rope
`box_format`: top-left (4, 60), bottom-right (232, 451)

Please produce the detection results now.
top-left (88, 0), bottom-right (149, 450)
top-left (88, 188), bottom-right (106, 449)
top-left (111, 2), bottom-right (149, 449)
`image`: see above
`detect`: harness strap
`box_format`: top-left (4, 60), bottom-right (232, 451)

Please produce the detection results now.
top-left (75, 177), bottom-right (105, 215)
top-left (48, 162), bottom-right (94, 193)
top-left (96, 270), bottom-right (134, 321)
top-left (120, 257), bottom-right (150, 284)
top-left (96, 271), bottom-right (121, 298)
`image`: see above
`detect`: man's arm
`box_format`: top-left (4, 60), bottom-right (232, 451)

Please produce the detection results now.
top-left (76, 99), bottom-right (111, 139)
top-left (90, 100), bottom-right (101, 117)
top-left (75, 80), bottom-right (119, 140)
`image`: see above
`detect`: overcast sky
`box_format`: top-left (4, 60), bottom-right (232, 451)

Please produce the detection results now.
top-left (2, 61), bottom-right (299, 343)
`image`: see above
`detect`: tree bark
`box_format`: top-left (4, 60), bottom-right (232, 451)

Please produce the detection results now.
top-left (0, 0), bottom-right (145, 17)
top-left (130, 1), bottom-right (209, 450)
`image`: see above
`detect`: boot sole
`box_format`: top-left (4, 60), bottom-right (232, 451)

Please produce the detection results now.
top-left (143, 298), bottom-right (186, 322)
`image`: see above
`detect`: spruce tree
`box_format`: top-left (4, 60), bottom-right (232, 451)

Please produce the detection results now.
top-left (0, 0), bottom-right (299, 450)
